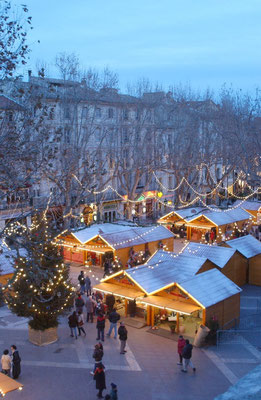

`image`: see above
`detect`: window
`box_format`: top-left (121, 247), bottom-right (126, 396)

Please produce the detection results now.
top-left (123, 127), bottom-right (128, 142)
top-left (95, 108), bottom-right (101, 118)
top-left (49, 108), bottom-right (55, 120)
top-left (168, 134), bottom-right (172, 147)
top-left (123, 109), bottom-right (128, 120)
top-left (168, 176), bottom-right (172, 189)
top-left (135, 128), bottom-right (140, 141)
top-left (64, 107), bottom-right (70, 119)
top-left (82, 107), bottom-right (88, 118)
top-left (136, 109), bottom-right (140, 121)
top-left (7, 112), bottom-right (13, 122)
top-left (64, 127), bottom-right (71, 144)
top-left (33, 189), bottom-right (40, 197)
top-left (95, 127), bottom-right (102, 140)
top-left (108, 108), bottom-right (114, 119)
top-left (146, 110), bottom-right (152, 121)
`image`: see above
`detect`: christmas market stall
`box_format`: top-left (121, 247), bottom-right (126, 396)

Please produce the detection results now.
top-left (0, 246), bottom-right (27, 285)
top-left (57, 223), bottom-right (174, 268)
top-left (182, 242), bottom-right (248, 286)
top-left (185, 208), bottom-right (252, 243)
top-left (234, 200), bottom-right (261, 225)
top-left (225, 235), bottom-right (261, 286)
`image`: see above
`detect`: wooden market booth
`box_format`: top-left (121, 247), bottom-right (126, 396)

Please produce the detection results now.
top-left (57, 223), bottom-right (174, 268)
top-left (185, 208), bottom-right (252, 243)
top-left (234, 200), bottom-right (261, 225)
top-left (225, 235), bottom-right (261, 286)
top-left (94, 250), bottom-right (241, 336)
top-left (182, 242), bottom-right (248, 286)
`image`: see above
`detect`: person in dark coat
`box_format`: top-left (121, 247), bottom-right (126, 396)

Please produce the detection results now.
top-left (78, 271), bottom-right (85, 294)
top-left (118, 321), bottom-right (127, 354)
top-left (107, 308), bottom-right (120, 339)
top-left (11, 345), bottom-right (21, 379)
top-left (85, 295), bottom-right (96, 323)
top-left (181, 339), bottom-right (196, 373)
top-left (177, 335), bottom-right (186, 365)
top-left (96, 312), bottom-right (106, 341)
top-left (92, 343), bottom-right (104, 374)
top-left (85, 275), bottom-right (92, 296)
top-left (75, 294), bottom-right (85, 313)
top-left (68, 311), bottom-right (78, 339)
top-left (94, 362), bottom-right (106, 398)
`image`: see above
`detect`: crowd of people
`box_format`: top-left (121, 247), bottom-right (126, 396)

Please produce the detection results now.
top-left (68, 271), bottom-right (130, 397)
top-left (1, 345), bottom-right (21, 379)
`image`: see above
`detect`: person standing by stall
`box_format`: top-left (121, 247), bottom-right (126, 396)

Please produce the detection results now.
top-left (96, 312), bottom-right (106, 341)
top-left (86, 295), bottom-right (96, 323)
top-left (181, 339), bottom-right (196, 373)
top-left (85, 275), bottom-right (92, 296)
top-left (118, 321), bottom-right (128, 354)
top-left (177, 335), bottom-right (186, 365)
top-left (78, 271), bottom-right (85, 294)
top-left (107, 308), bottom-right (120, 339)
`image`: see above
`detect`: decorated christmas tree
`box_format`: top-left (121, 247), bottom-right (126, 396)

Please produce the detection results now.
top-left (6, 213), bottom-right (74, 330)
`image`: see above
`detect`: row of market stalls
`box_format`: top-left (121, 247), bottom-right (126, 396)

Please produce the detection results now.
top-left (158, 206), bottom-right (254, 242)
top-left (94, 250), bottom-right (242, 336)
top-left (57, 223), bottom-right (174, 268)
top-left (93, 235), bottom-right (261, 336)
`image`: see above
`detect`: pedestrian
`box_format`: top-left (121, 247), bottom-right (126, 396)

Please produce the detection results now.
top-left (110, 383), bottom-right (118, 400)
top-left (103, 259), bottom-right (110, 278)
top-left (75, 293), bottom-right (85, 313)
top-left (205, 231), bottom-right (210, 243)
top-left (78, 271), bottom-right (86, 294)
top-left (106, 308), bottom-right (120, 339)
top-left (181, 339), bottom-right (196, 373)
top-left (92, 343), bottom-right (104, 375)
top-left (210, 230), bottom-right (215, 244)
top-left (86, 295), bottom-right (96, 323)
top-left (85, 275), bottom-right (92, 296)
top-left (10, 345), bottom-right (21, 379)
top-left (68, 311), bottom-right (78, 339)
top-left (93, 361), bottom-right (106, 399)
top-left (77, 311), bottom-right (86, 337)
top-left (96, 312), bottom-right (106, 341)
top-left (1, 349), bottom-right (11, 376)
top-left (118, 321), bottom-right (128, 354)
top-left (177, 335), bottom-right (186, 365)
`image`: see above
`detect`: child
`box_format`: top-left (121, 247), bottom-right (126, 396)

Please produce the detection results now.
top-left (1, 349), bottom-right (11, 376)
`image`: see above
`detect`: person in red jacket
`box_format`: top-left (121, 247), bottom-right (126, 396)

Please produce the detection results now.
top-left (177, 335), bottom-right (186, 365)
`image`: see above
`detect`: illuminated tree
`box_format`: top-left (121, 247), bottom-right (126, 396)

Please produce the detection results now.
top-left (6, 213), bottom-right (74, 330)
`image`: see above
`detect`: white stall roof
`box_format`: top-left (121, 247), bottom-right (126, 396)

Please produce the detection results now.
top-left (226, 235), bottom-right (261, 258)
top-left (71, 223), bottom-right (135, 244)
top-left (180, 269), bottom-right (241, 308)
top-left (97, 226), bottom-right (173, 250)
top-left (126, 252), bottom-right (208, 294)
top-left (190, 208), bottom-right (250, 226)
top-left (234, 200), bottom-right (261, 211)
top-left (183, 243), bottom-right (236, 269)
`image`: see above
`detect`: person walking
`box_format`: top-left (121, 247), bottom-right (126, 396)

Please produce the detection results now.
top-left (75, 293), bottom-right (85, 313)
top-left (78, 271), bottom-right (86, 294)
top-left (92, 343), bottom-right (104, 375)
top-left (177, 335), bottom-right (186, 365)
top-left (110, 383), bottom-right (118, 400)
top-left (86, 295), bottom-right (96, 323)
top-left (93, 362), bottom-right (106, 399)
top-left (1, 349), bottom-right (11, 376)
top-left (77, 311), bottom-right (86, 337)
top-left (68, 311), bottom-right (78, 339)
top-left (96, 312), bottom-right (106, 341)
top-left (118, 321), bottom-right (128, 354)
top-left (85, 275), bottom-right (92, 296)
top-left (11, 345), bottom-right (21, 379)
top-left (181, 339), bottom-right (196, 373)
top-left (106, 308), bottom-right (120, 339)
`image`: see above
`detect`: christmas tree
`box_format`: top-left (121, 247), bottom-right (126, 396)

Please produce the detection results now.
top-left (5, 213), bottom-right (74, 330)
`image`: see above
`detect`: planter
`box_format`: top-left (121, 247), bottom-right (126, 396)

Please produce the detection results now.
top-left (28, 326), bottom-right (58, 346)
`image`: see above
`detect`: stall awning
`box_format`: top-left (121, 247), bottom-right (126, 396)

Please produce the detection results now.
top-left (0, 372), bottom-right (23, 395)
top-left (140, 295), bottom-right (201, 315)
top-left (94, 282), bottom-right (144, 300)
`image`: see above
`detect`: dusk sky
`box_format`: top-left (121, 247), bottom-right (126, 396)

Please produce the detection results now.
top-left (22, 0), bottom-right (261, 93)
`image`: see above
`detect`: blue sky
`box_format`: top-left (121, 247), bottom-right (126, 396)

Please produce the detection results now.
top-left (21, 0), bottom-right (261, 92)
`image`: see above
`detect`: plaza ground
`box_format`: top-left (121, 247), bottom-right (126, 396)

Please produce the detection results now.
top-left (2, 251), bottom-right (261, 400)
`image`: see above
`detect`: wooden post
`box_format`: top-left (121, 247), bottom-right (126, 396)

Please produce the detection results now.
top-left (176, 312), bottom-right (180, 333)
top-left (146, 306), bottom-right (151, 326)
top-left (202, 308), bottom-right (206, 325)
top-left (151, 307), bottom-right (155, 327)
top-left (125, 299), bottom-right (128, 317)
